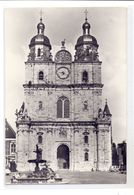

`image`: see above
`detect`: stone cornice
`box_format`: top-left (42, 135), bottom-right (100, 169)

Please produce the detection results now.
top-left (25, 61), bottom-right (102, 65)
top-left (16, 120), bottom-right (111, 130)
top-left (31, 120), bottom-right (96, 126)
top-left (23, 83), bottom-right (103, 89)
top-left (25, 61), bottom-right (54, 65)
top-left (16, 120), bottom-right (96, 127)
top-left (97, 120), bottom-right (111, 126)
top-left (73, 61), bottom-right (102, 65)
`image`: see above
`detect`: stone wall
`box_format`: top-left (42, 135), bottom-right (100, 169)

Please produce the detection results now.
top-left (16, 59), bottom-right (112, 172)
top-left (24, 86), bottom-right (102, 122)
top-left (17, 124), bottom-right (99, 171)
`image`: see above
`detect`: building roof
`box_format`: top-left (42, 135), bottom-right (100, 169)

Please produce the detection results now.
top-left (5, 119), bottom-right (16, 139)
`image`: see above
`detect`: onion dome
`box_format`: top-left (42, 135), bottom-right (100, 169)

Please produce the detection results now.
top-left (76, 35), bottom-right (98, 48)
top-left (29, 35), bottom-right (51, 49)
top-left (29, 17), bottom-right (51, 50)
top-left (55, 40), bottom-right (72, 64)
top-left (74, 11), bottom-right (99, 63)
top-left (82, 18), bottom-right (90, 35)
top-left (75, 17), bottom-right (98, 49)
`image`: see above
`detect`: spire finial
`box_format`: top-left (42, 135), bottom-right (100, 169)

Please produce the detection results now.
top-left (37, 9), bottom-right (45, 35)
top-left (61, 39), bottom-right (66, 50)
top-left (105, 99), bottom-right (107, 105)
top-left (84, 9), bottom-right (88, 21)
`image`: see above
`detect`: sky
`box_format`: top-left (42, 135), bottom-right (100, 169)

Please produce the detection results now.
top-left (5, 7), bottom-right (127, 144)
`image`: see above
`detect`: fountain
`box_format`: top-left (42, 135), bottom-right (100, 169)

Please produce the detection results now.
top-left (11, 144), bottom-right (62, 184)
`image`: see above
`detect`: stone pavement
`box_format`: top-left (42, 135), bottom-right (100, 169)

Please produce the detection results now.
top-left (5, 170), bottom-right (126, 185)
top-left (56, 170), bottom-right (126, 184)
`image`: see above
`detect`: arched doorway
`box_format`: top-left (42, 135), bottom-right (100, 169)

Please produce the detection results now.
top-left (57, 144), bottom-right (69, 169)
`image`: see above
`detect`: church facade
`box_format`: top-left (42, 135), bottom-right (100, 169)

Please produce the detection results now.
top-left (16, 13), bottom-right (112, 172)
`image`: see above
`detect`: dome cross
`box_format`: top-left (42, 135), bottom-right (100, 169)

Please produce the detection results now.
top-left (40, 9), bottom-right (43, 22)
top-left (84, 9), bottom-right (88, 21)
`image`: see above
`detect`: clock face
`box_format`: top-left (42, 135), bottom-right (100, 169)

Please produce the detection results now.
top-left (56, 67), bottom-right (70, 79)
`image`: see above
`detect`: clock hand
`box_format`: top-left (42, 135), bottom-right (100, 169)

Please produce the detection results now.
top-left (61, 71), bottom-right (65, 75)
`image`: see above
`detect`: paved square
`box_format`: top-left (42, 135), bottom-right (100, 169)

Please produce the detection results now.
top-left (5, 171), bottom-right (126, 185)
top-left (56, 170), bottom-right (126, 184)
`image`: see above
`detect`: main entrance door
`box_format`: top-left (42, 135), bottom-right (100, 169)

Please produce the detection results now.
top-left (57, 144), bottom-right (69, 169)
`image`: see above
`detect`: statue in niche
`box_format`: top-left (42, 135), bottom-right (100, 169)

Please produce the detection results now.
top-left (42, 50), bottom-right (50, 62)
top-left (92, 50), bottom-right (99, 62)
top-left (103, 111), bottom-right (111, 121)
top-left (83, 100), bottom-right (88, 111)
top-left (28, 48), bottom-right (36, 61)
top-left (98, 108), bottom-right (103, 119)
top-left (85, 47), bottom-right (90, 56)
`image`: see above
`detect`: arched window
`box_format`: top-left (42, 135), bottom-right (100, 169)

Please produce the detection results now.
top-left (64, 98), bottom-right (69, 118)
top-left (82, 71), bottom-right (88, 83)
top-left (57, 98), bottom-right (62, 118)
top-left (39, 101), bottom-right (43, 110)
top-left (39, 71), bottom-right (44, 80)
top-left (57, 96), bottom-right (69, 118)
top-left (37, 48), bottom-right (41, 57)
top-left (38, 135), bottom-right (42, 144)
top-left (84, 135), bottom-right (88, 144)
top-left (84, 152), bottom-right (89, 161)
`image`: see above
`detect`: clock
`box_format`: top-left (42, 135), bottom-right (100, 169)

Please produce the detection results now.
top-left (56, 67), bottom-right (70, 79)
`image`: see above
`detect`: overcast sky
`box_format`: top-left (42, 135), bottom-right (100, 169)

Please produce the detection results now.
top-left (5, 7), bottom-right (127, 144)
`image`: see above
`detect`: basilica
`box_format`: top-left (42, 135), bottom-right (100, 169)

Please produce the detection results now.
top-left (16, 13), bottom-right (112, 172)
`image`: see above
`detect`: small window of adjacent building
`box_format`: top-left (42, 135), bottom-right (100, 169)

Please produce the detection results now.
top-left (84, 135), bottom-right (88, 144)
top-left (38, 135), bottom-right (43, 144)
top-left (82, 71), bottom-right (88, 83)
top-left (84, 152), bottom-right (89, 161)
top-left (11, 143), bottom-right (16, 154)
top-left (37, 48), bottom-right (41, 57)
top-left (39, 71), bottom-right (44, 80)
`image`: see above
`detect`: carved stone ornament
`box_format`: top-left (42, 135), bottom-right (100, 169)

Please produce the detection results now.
top-left (98, 108), bottom-right (111, 122)
top-left (74, 129), bottom-right (79, 133)
top-left (83, 129), bottom-right (89, 135)
top-left (59, 128), bottom-right (67, 138)
top-left (75, 45), bottom-right (100, 63)
top-left (16, 102), bottom-right (31, 122)
top-left (84, 148), bottom-right (89, 152)
top-left (47, 128), bottom-right (53, 134)
top-left (48, 90), bottom-right (53, 95)
top-left (55, 50), bottom-right (72, 63)
top-left (73, 89), bottom-right (79, 95)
